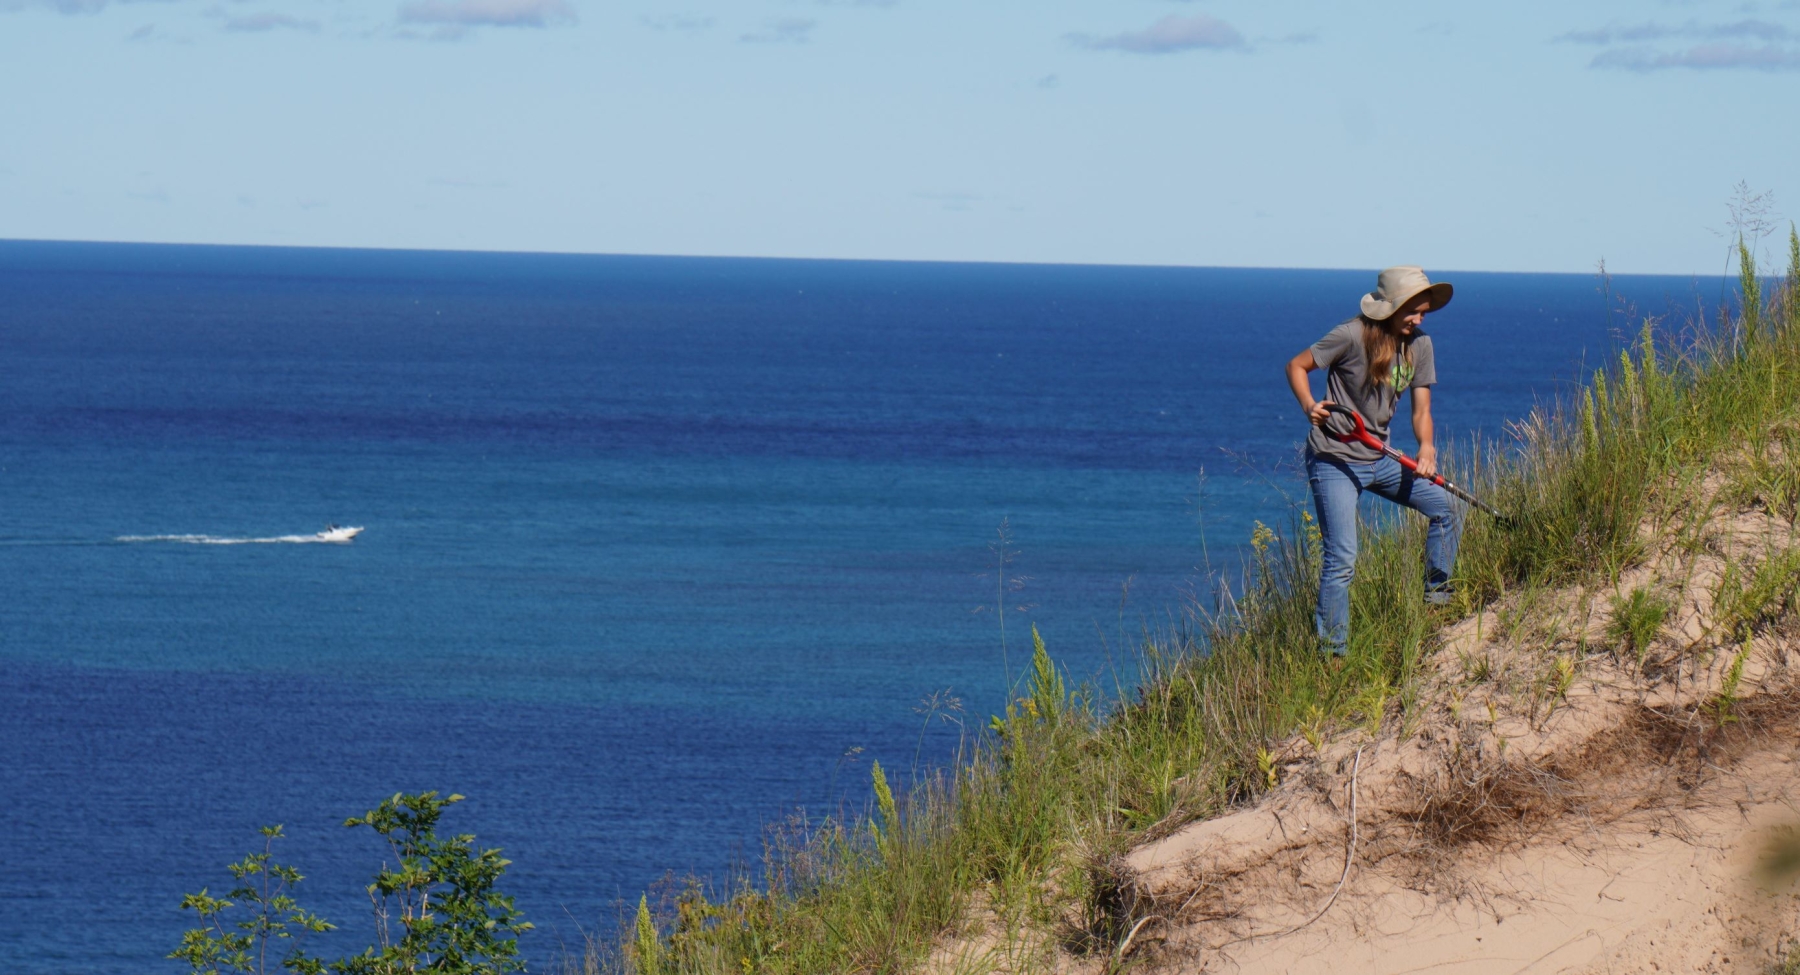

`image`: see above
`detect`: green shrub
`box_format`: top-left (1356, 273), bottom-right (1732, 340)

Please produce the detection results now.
top-left (171, 825), bottom-right (332, 975)
top-left (176, 794), bottom-right (529, 975)
top-left (334, 792), bottom-right (532, 975)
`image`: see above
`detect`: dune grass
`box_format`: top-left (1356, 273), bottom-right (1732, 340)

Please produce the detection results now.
top-left (577, 230), bottom-right (1800, 975)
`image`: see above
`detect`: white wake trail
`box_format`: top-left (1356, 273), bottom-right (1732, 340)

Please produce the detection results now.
top-left (117, 527), bottom-right (364, 545)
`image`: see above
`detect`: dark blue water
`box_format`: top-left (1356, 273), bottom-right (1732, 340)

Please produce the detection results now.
top-left (0, 241), bottom-right (1722, 973)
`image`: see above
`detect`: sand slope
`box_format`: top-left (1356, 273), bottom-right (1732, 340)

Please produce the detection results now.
top-left (1111, 503), bottom-right (1800, 974)
top-left (1126, 749), bottom-right (1800, 974)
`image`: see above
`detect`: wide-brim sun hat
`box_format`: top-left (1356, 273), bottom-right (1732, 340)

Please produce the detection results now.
top-left (1360, 265), bottom-right (1453, 321)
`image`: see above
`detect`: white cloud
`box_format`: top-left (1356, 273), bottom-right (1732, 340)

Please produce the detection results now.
top-left (1067, 15), bottom-right (1246, 55)
top-left (740, 17), bottom-right (813, 44)
top-left (1, 0), bottom-right (111, 12)
top-left (1561, 16), bottom-right (1800, 71)
top-left (1591, 41), bottom-right (1800, 70)
top-left (642, 14), bottom-right (712, 32)
top-left (223, 12), bottom-right (320, 33)
top-left (397, 0), bottom-right (576, 29)
top-left (1558, 19), bottom-right (1792, 44)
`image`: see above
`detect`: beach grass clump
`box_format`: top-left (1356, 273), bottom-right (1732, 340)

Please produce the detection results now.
top-left (1608, 586), bottom-right (1673, 663)
top-left (583, 227), bottom-right (1800, 975)
top-left (1712, 547), bottom-right (1800, 643)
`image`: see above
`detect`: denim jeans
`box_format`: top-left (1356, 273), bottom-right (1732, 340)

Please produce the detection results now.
top-left (1306, 451), bottom-right (1461, 656)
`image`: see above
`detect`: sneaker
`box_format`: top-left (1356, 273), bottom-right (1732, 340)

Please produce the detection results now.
top-left (1424, 589), bottom-right (1455, 606)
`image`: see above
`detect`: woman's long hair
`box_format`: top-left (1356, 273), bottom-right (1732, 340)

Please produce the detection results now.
top-left (1360, 315), bottom-right (1414, 389)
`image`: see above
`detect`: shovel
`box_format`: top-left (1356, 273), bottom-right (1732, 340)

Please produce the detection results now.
top-left (1319, 403), bottom-right (1511, 525)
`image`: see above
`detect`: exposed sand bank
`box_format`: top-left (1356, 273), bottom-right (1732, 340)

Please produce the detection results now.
top-left (1113, 500), bottom-right (1800, 974)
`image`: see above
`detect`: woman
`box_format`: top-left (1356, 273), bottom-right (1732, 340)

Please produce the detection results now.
top-left (1284, 266), bottom-right (1460, 658)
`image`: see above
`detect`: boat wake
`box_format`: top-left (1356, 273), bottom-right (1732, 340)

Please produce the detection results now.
top-left (117, 526), bottom-right (364, 545)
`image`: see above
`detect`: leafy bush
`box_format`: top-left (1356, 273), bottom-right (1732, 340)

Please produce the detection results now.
top-left (335, 792), bottom-right (532, 975)
top-left (175, 793), bottom-right (529, 975)
top-left (171, 825), bottom-right (332, 975)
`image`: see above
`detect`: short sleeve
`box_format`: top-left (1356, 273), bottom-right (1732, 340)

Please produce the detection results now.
top-left (1411, 335), bottom-right (1437, 388)
top-left (1311, 321), bottom-right (1356, 370)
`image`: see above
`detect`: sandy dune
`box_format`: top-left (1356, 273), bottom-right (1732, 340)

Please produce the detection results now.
top-left (1113, 501), bottom-right (1800, 974)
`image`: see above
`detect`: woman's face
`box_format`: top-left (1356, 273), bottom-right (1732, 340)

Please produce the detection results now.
top-left (1389, 292), bottom-right (1434, 336)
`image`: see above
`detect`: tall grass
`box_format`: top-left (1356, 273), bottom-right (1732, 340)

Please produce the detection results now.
top-left (582, 231), bottom-right (1800, 975)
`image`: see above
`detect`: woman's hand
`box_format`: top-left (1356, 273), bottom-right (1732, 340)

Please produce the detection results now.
top-left (1306, 399), bottom-right (1334, 428)
top-left (1287, 350), bottom-right (1324, 423)
top-left (1411, 387), bottom-right (1437, 478)
top-left (1415, 443), bottom-right (1439, 479)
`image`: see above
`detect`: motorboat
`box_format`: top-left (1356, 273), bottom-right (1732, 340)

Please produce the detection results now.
top-left (319, 525), bottom-right (364, 542)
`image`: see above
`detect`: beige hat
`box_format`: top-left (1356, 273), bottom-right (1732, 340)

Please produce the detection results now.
top-left (1360, 266), bottom-right (1453, 321)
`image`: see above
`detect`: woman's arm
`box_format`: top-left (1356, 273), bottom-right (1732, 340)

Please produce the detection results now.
top-left (1411, 386), bottom-right (1438, 477)
top-left (1286, 349), bottom-right (1332, 427)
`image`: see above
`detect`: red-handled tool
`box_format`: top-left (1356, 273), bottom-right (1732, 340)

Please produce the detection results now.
top-left (1319, 403), bottom-right (1510, 524)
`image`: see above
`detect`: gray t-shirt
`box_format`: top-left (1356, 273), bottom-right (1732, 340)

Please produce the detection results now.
top-left (1306, 317), bottom-right (1435, 463)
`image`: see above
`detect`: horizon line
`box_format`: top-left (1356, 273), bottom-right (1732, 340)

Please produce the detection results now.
top-left (0, 234), bottom-right (1739, 280)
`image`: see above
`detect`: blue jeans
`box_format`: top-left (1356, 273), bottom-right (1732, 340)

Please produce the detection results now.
top-left (1306, 451), bottom-right (1461, 656)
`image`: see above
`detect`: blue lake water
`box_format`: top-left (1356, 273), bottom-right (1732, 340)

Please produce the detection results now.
top-left (0, 241), bottom-right (1724, 972)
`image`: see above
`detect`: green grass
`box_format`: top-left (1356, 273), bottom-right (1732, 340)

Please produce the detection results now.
top-left (1608, 586), bottom-right (1673, 664)
top-left (571, 230), bottom-right (1800, 975)
top-left (1774, 940), bottom-right (1800, 975)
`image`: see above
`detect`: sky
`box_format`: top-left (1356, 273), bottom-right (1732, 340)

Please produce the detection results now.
top-left (1, 0), bottom-right (1797, 274)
